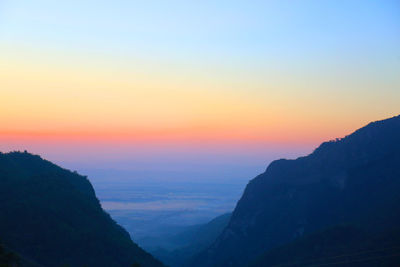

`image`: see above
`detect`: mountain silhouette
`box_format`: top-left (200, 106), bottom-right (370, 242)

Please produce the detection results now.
top-left (0, 151), bottom-right (163, 267)
top-left (191, 115), bottom-right (400, 266)
top-left (152, 212), bottom-right (231, 267)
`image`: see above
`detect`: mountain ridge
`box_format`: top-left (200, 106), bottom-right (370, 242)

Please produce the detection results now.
top-left (0, 151), bottom-right (163, 267)
top-left (190, 114), bottom-right (400, 266)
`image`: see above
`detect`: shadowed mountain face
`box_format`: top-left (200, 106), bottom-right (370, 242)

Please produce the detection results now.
top-left (249, 225), bottom-right (400, 267)
top-left (191, 115), bottom-right (400, 267)
top-left (151, 212), bottom-right (231, 267)
top-left (0, 242), bottom-right (20, 267)
top-left (0, 152), bottom-right (163, 267)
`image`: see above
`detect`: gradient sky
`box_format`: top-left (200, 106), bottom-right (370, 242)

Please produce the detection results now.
top-left (0, 1), bottom-right (399, 178)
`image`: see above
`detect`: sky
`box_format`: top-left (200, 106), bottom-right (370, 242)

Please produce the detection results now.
top-left (0, 0), bottom-right (399, 180)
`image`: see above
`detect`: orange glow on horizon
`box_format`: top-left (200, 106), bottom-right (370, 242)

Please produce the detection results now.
top-left (1, 47), bottom-right (399, 151)
top-left (0, 121), bottom-right (361, 146)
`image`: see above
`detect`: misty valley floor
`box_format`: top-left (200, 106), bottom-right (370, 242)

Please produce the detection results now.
top-left (87, 173), bottom-right (247, 251)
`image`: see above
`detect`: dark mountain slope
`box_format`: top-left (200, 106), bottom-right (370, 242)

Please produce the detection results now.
top-left (152, 212), bottom-right (231, 267)
top-left (191, 115), bottom-right (400, 266)
top-left (0, 240), bottom-right (43, 267)
top-left (249, 225), bottom-right (400, 267)
top-left (0, 242), bottom-right (20, 267)
top-left (0, 152), bottom-right (163, 267)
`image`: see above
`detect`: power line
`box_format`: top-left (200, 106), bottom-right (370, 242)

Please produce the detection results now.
top-left (272, 245), bottom-right (400, 267)
top-left (310, 252), bottom-right (400, 266)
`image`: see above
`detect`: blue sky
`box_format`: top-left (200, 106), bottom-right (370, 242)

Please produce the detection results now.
top-left (1, 0), bottom-right (399, 64)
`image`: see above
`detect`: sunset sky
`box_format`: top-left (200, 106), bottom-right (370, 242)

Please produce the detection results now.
top-left (1, 1), bottom-right (399, 177)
